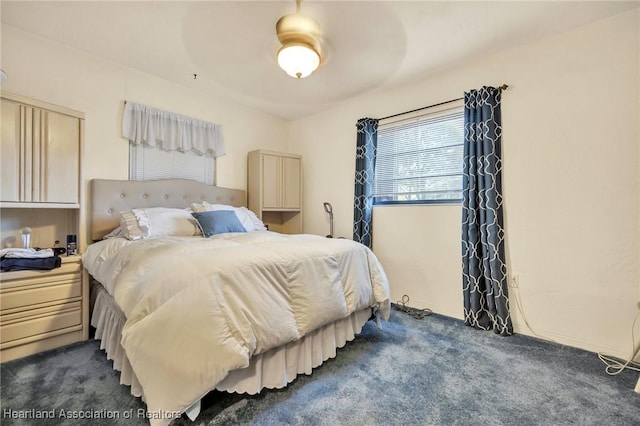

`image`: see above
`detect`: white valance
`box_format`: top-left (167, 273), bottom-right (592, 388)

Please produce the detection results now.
top-left (122, 102), bottom-right (225, 158)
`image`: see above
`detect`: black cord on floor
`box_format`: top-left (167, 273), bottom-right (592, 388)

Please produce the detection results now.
top-left (392, 294), bottom-right (433, 320)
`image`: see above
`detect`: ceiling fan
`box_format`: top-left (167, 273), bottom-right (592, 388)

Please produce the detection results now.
top-left (275, 0), bottom-right (324, 79)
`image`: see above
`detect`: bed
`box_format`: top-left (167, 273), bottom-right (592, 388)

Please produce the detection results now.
top-left (83, 178), bottom-right (391, 425)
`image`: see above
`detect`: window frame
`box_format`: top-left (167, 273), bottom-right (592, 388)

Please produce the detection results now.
top-left (373, 101), bottom-right (464, 206)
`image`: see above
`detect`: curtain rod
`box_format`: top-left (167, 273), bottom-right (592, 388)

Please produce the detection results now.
top-left (378, 84), bottom-right (509, 121)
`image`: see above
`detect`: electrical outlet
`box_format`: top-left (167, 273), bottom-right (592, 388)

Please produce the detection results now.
top-left (509, 274), bottom-right (519, 288)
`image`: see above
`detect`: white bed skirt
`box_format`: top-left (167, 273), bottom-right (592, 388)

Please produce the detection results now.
top-left (90, 281), bottom-right (372, 400)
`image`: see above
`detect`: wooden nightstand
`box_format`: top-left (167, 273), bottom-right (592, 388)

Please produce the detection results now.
top-left (0, 255), bottom-right (89, 362)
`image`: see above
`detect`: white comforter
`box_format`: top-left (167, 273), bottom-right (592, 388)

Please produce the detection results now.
top-left (83, 232), bottom-right (390, 424)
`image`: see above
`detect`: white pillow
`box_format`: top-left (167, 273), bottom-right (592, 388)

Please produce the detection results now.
top-left (240, 207), bottom-right (268, 231)
top-left (190, 202), bottom-right (267, 232)
top-left (103, 226), bottom-right (124, 239)
top-left (119, 207), bottom-right (201, 240)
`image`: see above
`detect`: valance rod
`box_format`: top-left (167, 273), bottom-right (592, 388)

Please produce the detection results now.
top-left (378, 84), bottom-right (509, 121)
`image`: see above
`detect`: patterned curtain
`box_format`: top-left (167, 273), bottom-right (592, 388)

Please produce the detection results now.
top-left (353, 118), bottom-right (379, 247)
top-left (462, 86), bottom-right (513, 336)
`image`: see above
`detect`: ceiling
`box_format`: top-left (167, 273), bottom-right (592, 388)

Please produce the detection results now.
top-left (1, 1), bottom-right (637, 120)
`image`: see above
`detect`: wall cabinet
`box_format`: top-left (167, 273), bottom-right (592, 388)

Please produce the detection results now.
top-left (0, 93), bottom-right (87, 362)
top-left (1, 94), bottom-right (82, 207)
top-left (248, 150), bottom-right (302, 234)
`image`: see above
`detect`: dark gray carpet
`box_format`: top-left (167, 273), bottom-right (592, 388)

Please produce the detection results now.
top-left (2, 310), bottom-right (639, 425)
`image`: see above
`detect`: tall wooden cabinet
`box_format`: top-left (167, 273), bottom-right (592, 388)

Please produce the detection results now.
top-left (248, 150), bottom-right (302, 234)
top-left (0, 92), bottom-right (87, 362)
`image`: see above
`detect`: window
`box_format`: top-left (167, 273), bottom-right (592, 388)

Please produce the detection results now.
top-left (374, 103), bottom-right (464, 204)
top-left (129, 144), bottom-right (215, 185)
top-left (122, 101), bottom-right (224, 185)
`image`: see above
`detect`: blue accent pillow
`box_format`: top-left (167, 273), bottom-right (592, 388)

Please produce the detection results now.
top-left (191, 210), bottom-right (247, 237)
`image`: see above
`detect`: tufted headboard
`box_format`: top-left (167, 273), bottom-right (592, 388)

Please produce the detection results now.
top-left (90, 179), bottom-right (247, 241)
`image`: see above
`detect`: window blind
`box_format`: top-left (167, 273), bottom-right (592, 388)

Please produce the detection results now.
top-left (129, 144), bottom-right (215, 185)
top-left (374, 107), bottom-right (464, 204)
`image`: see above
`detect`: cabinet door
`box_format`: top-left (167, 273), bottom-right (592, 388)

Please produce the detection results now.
top-left (262, 154), bottom-right (281, 209)
top-left (282, 157), bottom-right (301, 209)
top-left (41, 110), bottom-right (80, 204)
top-left (1, 99), bottom-right (22, 202)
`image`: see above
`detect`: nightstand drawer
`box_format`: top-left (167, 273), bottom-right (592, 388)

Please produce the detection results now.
top-left (0, 301), bottom-right (82, 346)
top-left (0, 257), bottom-right (81, 282)
top-left (1, 272), bottom-right (82, 312)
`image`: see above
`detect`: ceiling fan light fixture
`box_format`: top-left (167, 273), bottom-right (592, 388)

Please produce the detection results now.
top-left (276, 0), bottom-right (323, 79)
top-left (277, 44), bottom-right (320, 79)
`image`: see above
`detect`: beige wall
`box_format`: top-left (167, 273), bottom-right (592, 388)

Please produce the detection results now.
top-left (637, 8), bottom-right (640, 357)
top-left (289, 10), bottom-right (640, 359)
top-left (0, 25), bottom-right (288, 200)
